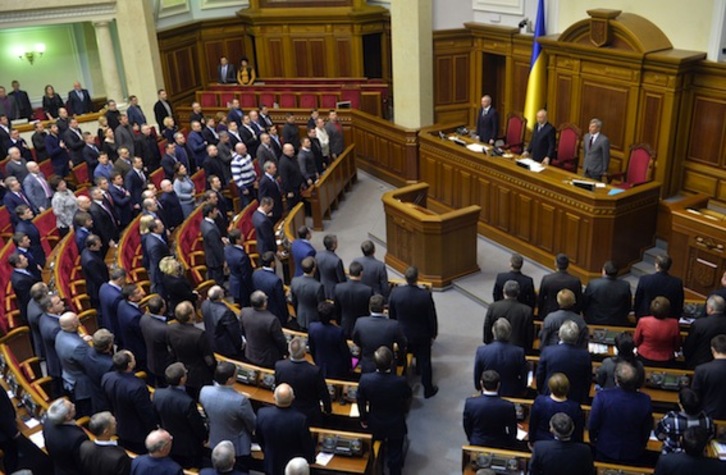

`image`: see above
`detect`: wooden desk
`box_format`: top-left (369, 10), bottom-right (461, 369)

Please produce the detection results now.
top-left (418, 127), bottom-right (661, 282)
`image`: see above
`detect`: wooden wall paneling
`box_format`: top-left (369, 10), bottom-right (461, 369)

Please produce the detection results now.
top-left (336, 38), bottom-right (353, 77)
top-left (511, 59), bottom-right (530, 116)
top-left (687, 95), bottom-right (726, 166)
top-left (476, 176), bottom-right (491, 224)
top-left (204, 40), bottom-right (226, 82)
top-left (292, 39), bottom-right (311, 77)
top-left (537, 203), bottom-right (556, 253)
top-left (454, 54), bottom-right (470, 103)
top-left (267, 38), bottom-right (286, 77)
top-left (515, 194), bottom-right (533, 242)
top-left (433, 29), bottom-right (473, 124)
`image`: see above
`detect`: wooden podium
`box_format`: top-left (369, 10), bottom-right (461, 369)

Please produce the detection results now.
top-left (382, 182), bottom-right (481, 288)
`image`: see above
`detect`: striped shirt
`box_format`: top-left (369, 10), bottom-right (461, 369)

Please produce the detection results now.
top-left (231, 153), bottom-right (256, 188)
top-left (654, 410), bottom-right (715, 453)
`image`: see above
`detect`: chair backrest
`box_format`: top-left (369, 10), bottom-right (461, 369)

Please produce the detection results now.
top-left (279, 93), bottom-right (297, 108)
top-left (72, 162), bottom-right (90, 187)
top-left (149, 168), bottom-right (164, 190)
top-left (259, 93), bottom-right (275, 108)
top-left (199, 92), bottom-right (217, 108)
top-left (300, 94), bottom-right (318, 109)
top-left (505, 112), bottom-right (527, 149)
top-left (625, 143), bottom-right (656, 185)
top-left (220, 92), bottom-right (235, 108)
top-left (320, 93), bottom-right (340, 109)
top-left (191, 169), bottom-right (207, 194)
top-left (555, 123), bottom-right (582, 167)
top-left (39, 160), bottom-right (54, 179)
top-left (240, 93), bottom-right (257, 109)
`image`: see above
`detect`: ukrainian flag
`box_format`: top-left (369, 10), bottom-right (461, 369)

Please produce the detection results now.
top-left (523, 0), bottom-right (547, 131)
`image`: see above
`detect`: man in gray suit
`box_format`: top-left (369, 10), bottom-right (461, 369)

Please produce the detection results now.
top-left (23, 161), bottom-right (53, 212)
top-left (55, 312), bottom-right (94, 417)
top-left (353, 240), bottom-right (390, 300)
top-left (199, 362), bottom-right (257, 473)
top-left (316, 234), bottom-right (346, 299)
top-left (582, 118), bottom-right (610, 181)
top-left (290, 257), bottom-right (325, 330)
top-left (114, 113), bottom-right (136, 156)
top-left (239, 290), bottom-right (289, 368)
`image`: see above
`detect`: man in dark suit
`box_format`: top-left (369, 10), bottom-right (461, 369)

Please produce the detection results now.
top-left (536, 321), bottom-right (592, 403)
top-left (483, 280), bottom-right (534, 350)
top-left (291, 225), bottom-right (316, 277)
top-left (109, 171), bottom-right (134, 228)
top-left (492, 253), bottom-right (536, 309)
top-left (153, 363), bottom-right (208, 469)
top-left (589, 361), bottom-right (653, 463)
top-left (55, 313), bottom-right (94, 416)
top-left (538, 253), bottom-right (583, 318)
top-left (117, 284), bottom-right (148, 373)
top-left (9, 80), bottom-right (32, 120)
top-left (201, 203), bottom-right (226, 285)
top-left (0, 380), bottom-right (22, 474)
top-left (64, 118), bottom-right (86, 166)
top-left (692, 334), bottom-right (726, 419)
top-left (90, 186), bottom-right (120, 254)
top-left (316, 234), bottom-right (346, 299)
top-left (308, 301), bottom-right (352, 379)
top-left (79, 412), bottom-right (133, 475)
top-left (239, 291), bottom-right (289, 368)
top-left (67, 81), bottom-right (93, 115)
top-left (476, 95), bottom-right (499, 145)
top-left (4, 176), bottom-right (36, 227)
top-left (258, 161), bottom-right (283, 223)
top-left (159, 179), bottom-right (184, 230)
top-left (582, 118), bottom-right (611, 181)
top-left (225, 229), bottom-right (254, 307)
top-left (82, 329), bottom-right (115, 413)
top-left (43, 398), bottom-right (89, 475)
top-left (252, 251), bottom-right (290, 326)
top-left (39, 293), bottom-right (67, 398)
top-left (539, 289), bottom-right (588, 349)
top-left (334, 261), bottom-right (374, 337)
top-left (252, 197), bottom-right (277, 256)
top-left (634, 254), bottom-right (684, 319)
top-left (101, 350), bottom-right (159, 454)
top-left (124, 156), bottom-right (147, 209)
top-left (583, 260), bottom-right (632, 325)
top-left (15, 205), bottom-right (45, 269)
top-left (130, 429), bottom-right (185, 474)
top-left (83, 131), bottom-right (101, 175)
top-left (14, 232), bottom-right (42, 280)
top-left (529, 413), bottom-right (594, 475)
top-left (98, 267), bottom-right (126, 341)
top-left (31, 121), bottom-right (49, 161)
top-left (297, 137), bottom-right (318, 185)
top-left (161, 142), bottom-right (181, 180)
top-left (218, 56), bottom-right (237, 84)
top-left (290, 257), bottom-right (325, 330)
top-left (144, 219), bottom-right (170, 296)
top-left (463, 370), bottom-right (518, 448)
top-left (188, 121), bottom-right (208, 169)
top-left (200, 440), bottom-right (248, 475)
top-left (352, 240), bottom-right (390, 300)
top-left (154, 89), bottom-right (174, 128)
top-left (684, 295), bottom-right (726, 367)
top-left (353, 295), bottom-right (407, 373)
top-left (239, 115), bottom-right (260, 158)
top-left (275, 337), bottom-right (332, 427)
top-left (654, 426), bottom-right (726, 475)
top-left (139, 296), bottom-right (173, 387)
top-left (279, 143), bottom-right (306, 211)
top-left (389, 266), bottom-right (439, 398)
top-left (27, 281), bottom-right (48, 357)
top-left (81, 234), bottom-right (109, 310)
top-left (357, 346), bottom-right (411, 475)
top-left (474, 318), bottom-right (527, 396)
top-left (202, 285), bottom-right (244, 359)
top-left (522, 109), bottom-right (556, 164)
top-left (9, 251), bottom-right (39, 324)
top-left (256, 383), bottom-right (315, 475)
top-left (324, 110), bottom-right (344, 159)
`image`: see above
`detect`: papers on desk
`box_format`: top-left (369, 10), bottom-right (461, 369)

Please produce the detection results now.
top-left (251, 443), bottom-right (262, 452)
top-left (680, 317), bottom-right (696, 325)
top-left (315, 451), bottom-right (335, 466)
top-left (515, 158), bottom-right (545, 173)
top-left (466, 143), bottom-right (486, 153)
top-left (527, 370), bottom-right (534, 388)
top-left (649, 430), bottom-right (659, 441)
top-left (6, 390), bottom-right (14, 399)
top-left (349, 403), bottom-right (360, 418)
top-left (516, 427), bottom-right (528, 441)
top-left (588, 342), bottom-right (609, 355)
top-left (29, 430), bottom-right (45, 449)
top-left (24, 418), bottom-right (40, 429)
top-left (711, 440), bottom-right (726, 460)
top-left (608, 188), bottom-right (625, 195)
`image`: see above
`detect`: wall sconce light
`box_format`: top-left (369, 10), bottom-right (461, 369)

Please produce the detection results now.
top-left (13, 44), bottom-right (46, 65)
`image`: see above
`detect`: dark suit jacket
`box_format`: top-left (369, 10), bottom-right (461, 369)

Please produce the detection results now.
top-left (358, 370), bottom-right (411, 439)
top-left (352, 314), bottom-right (407, 373)
top-left (225, 245), bottom-right (254, 307)
top-left (315, 249), bottom-right (346, 299)
top-left (39, 312), bottom-right (62, 377)
top-left (473, 342), bottom-right (527, 396)
top-left (144, 233), bottom-right (170, 288)
top-left (81, 348), bottom-right (114, 413)
top-left (154, 101), bottom-right (174, 129)
top-left (291, 239), bottom-right (316, 277)
top-left (684, 313), bottom-right (726, 368)
top-left (239, 125), bottom-right (259, 158)
top-left (252, 268), bottom-right (289, 325)
top-left (538, 270), bottom-right (583, 317)
top-left (201, 300), bottom-right (243, 358)
top-left (101, 371), bottom-right (159, 445)
top-left (352, 255), bottom-right (389, 299)
top-left (116, 301), bottom-right (147, 370)
top-left (81, 248), bottom-right (108, 305)
top-left (634, 271), bottom-right (684, 319)
top-left (463, 393), bottom-right (517, 447)
top-left (159, 191), bottom-right (184, 230)
top-left (654, 452), bottom-right (726, 475)
top-left (256, 406), bottom-right (314, 475)
top-left (124, 169), bottom-right (146, 207)
top-left (0, 385), bottom-right (16, 442)
top-left (307, 321), bottom-right (352, 379)
top-left (90, 202), bottom-right (120, 251)
top-left (290, 274), bottom-right (325, 329)
top-left (79, 440), bottom-right (132, 475)
top-left (527, 122), bottom-right (556, 162)
top-left (218, 64), bottom-right (237, 84)
top-left (162, 274), bottom-right (197, 316)
top-left (55, 330), bottom-right (94, 400)
top-left (131, 455), bottom-right (183, 474)
top-left (4, 190), bottom-right (36, 226)
top-left (67, 89), bottom-right (93, 115)
top-left (64, 128), bottom-right (86, 166)
top-left (43, 422), bottom-right (88, 475)
top-left (16, 219), bottom-right (45, 268)
top-left (83, 144), bottom-right (100, 173)
top-left (483, 298), bottom-right (534, 350)
top-left (240, 307), bottom-right (288, 368)
top-left (258, 174), bottom-right (283, 222)
top-left (108, 184), bottom-right (133, 228)
top-left (278, 155), bottom-right (305, 198)
top-left (188, 131), bottom-right (207, 168)
top-left (589, 387), bottom-right (653, 462)
top-left (153, 386), bottom-right (208, 464)
top-left (166, 324), bottom-right (216, 390)
top-left (275, 359), bottom-right (332, 426)
top-left (252, 210), bottom-right (276, 255)
top-left (693, 358), bottom-right (726, 419)
top-left (11, 269), bottom-right (38, 323)
top-left (583, 276), bottom-right (632, 325)
top-left (201, 218), bottom-right (225, 269)
top-left (334, 279), bottom-right (374, 337)
top-left (98, 282), bottom-right (123, 341)
top-left (536, 343), bottom-right (592, 403)
top-left (9, 89), bottom-right (33, 120)
top-left (493, 270), bottom-right (536, 308)
top-left (530, 439), bottom-right (594, 475)
top-left (476, 107), bottom-right (499, 143)
top-left (389, 284), bottom-right (438, 343)
top-left (139, 314), bottom-right (173, 380)
top-left (539, 309), bottom-right (588, 349)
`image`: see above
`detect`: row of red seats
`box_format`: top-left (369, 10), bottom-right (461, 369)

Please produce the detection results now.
top-left (197, 89), bottom-right (364, 110)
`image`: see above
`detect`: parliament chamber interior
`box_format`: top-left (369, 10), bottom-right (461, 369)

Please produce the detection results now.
top-left (2, 0), bottom-right (726, 474)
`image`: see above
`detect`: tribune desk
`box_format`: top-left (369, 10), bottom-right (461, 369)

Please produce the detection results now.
top-left (418, 126), bottom-right (661, 282)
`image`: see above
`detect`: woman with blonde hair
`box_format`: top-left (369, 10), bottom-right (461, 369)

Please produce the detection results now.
top-left (160, 256), bottom-right (198, 314)
top-left (161, 116), bottom-right (177, 143)
top-left (527, 373), bottom-right (585, 445)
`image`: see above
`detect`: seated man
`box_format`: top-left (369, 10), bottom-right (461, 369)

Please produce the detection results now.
top-left (463, 370), bottom-right (517, 448)
top-left (473, 318), bottom-right (527, 396)
top-left (653, 426), bottom-right (726, 475)
top-left (529, 413), bottom-right (594, 475)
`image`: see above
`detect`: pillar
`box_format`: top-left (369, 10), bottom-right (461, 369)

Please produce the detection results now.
top-left (92, 20), bottom-right (124, 104)
top-left (390, 0), bottom-right (434, 128)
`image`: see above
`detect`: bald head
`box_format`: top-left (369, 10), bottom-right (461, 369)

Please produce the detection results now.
top-left (59, 312), bottom-right (79, 332)
top-left (145, 429), bottom-right (173, 457)
top-left (274, 383), bottom-right (295, 407)
top-left (26, 161), bottom-right (39, 174)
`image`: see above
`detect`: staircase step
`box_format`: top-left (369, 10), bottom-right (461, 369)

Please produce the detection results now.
top-left (642, 246), bottom-right (669, 265)
top-left (655, 238), bottom-right (668, 250)
top-left (630, 261), bottom-right (655, 278)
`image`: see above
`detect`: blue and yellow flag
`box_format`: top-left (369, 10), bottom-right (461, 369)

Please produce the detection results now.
top-left (523, 0), bottom-right (547, 131)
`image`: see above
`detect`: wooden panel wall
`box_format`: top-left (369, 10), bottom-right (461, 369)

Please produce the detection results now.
top-left (432, 30), bottom-right (473, 125)
top-left (157, 24), bottom-right (203, 106)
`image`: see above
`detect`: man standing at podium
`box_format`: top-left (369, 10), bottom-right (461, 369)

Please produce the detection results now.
top-left (583, 118), bottom-right (610, 181)
top-left (476, 95), bottom-right (499, 145)
top-left (522, 109), bottom-right (556, 165)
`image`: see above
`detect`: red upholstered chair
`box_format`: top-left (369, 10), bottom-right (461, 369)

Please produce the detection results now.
top-left (199, 92), bottom-right (217, 108)
top-left (340, 88), bottom-right (361, 109)
top-left (191, 169), bottom-right (207, 194)
top-left (607, 143), bottom-right (656, 189)
top-left (240, 93), bottom-right (256, 109)
top-left (0, 206), bottom-right (12, 239)
top-left (72, 162), bottom-right (90, 188)
top-left (279, 93), bottom-right (297, 108)
top-left (300, 94), bottom-right (317, 109)
top-left (551, 123), bottom-right (581, 173)
top-left (39, 160), bottom-right (54, 179)
top-left (498, 112), bottom-right (527, 154)
top-left (320, 93), bottom-right (339, 109)
top-left (259, 93), bottom-right (275, 108)
top-left (149, 168), bottom-right (164, 190)
top-left (157, 138), bottom-right (168, 158)
top-left (220, 92), bottom-right (235, 108)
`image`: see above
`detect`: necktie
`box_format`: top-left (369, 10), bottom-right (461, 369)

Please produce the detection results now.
top-left (105, 192), bottom-right (114, 207)
top-left (17, 192), bottom-right (30, 206)
top-left (37, 176), bottom-right (52, 198)
top-left (138, 170), bottom-right (146, 182)
top-left (589, 136), bottom-right (594, 148)
top-left (77, 90), bottom-right (83, 100)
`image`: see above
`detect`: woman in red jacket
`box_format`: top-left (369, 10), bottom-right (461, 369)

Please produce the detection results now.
top-left (634, 296), bottom-right (681, 366)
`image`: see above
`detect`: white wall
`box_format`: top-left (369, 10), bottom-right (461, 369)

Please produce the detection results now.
top-left (155, 0), bottom-right (250, 31)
